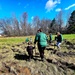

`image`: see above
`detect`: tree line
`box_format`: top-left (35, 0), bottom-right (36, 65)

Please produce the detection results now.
top-left (0, 10), bottom-right (75, 36)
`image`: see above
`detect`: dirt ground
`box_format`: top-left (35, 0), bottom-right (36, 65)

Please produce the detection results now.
top-left (0, 40), bottom-right (75, 75)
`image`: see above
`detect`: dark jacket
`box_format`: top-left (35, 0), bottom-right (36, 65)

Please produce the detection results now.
top-left (57, 35), bottom-right (62, 42)
top-left (27, 46), bottom-right (35, 51)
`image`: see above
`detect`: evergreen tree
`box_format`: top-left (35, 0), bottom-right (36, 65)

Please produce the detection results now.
top-left (49, 18), bottom-right (59, 33)
top-left (67, 10), bottom-right (75, 33)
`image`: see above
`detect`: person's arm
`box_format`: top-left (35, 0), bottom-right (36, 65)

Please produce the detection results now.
top-left (60, 34), bottom-right (63, 42)
top-left (34, 33), bottom-right (39, 44)
top-left (34, 36), bottom-right (37, 44)
top-left (55, 36), bottom-right (57, 41)
top-left (61, 34), bottom-right (63, 42)
top-left (45, 34), bottom-right (48, 42)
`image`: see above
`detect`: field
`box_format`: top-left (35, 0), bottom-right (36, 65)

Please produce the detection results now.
top-left (0, 34), bottom-right (75, 75)
top-left (0, 34), bottom-right (75, 45)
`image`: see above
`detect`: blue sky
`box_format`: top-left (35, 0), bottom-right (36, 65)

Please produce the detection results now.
top-left (0, 0), bottom-right (75, 23)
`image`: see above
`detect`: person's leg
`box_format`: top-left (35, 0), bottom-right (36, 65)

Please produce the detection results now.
top-left (39, 46), bottom-right (46, 60)
top-left (27, 50), bottom-right (31, 61)
top-left (38, 44), bottom-right (46, 60)
top-left (57, 42), bottom-right (61, 49)
top-left (38, 45), bottom-right (42, 58)
top-left (40, 48), bottom-right (44, 59)
top-left (41, 47), bottom-right (45, 59)
top-left (27, 50), bottom-right (32, 61)
top-left (29, 50), bottom-right (33, 59)
top-left (31, 50), bottom-right (33, 59)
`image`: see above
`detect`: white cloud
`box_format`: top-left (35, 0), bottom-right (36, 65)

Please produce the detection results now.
top-left (65, 4), bottom-right (75, 10)
top-left (55, 8), bottom-right (61, 12)
top-left (45, 0), bottom-right (61, 12)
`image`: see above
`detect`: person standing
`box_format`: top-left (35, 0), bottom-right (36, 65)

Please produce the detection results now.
top-left (56, 32), bottom-right (63, 49)
top-left (27, 42), bottom-right (35, 61)
top-left (34, 28), bottom-right (48, 61)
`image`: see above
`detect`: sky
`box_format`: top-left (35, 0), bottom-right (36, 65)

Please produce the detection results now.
top-left (0, 0), bottom-right (75, 23)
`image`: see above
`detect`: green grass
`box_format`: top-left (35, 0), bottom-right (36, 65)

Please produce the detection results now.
top-left (0, 37), bottom-right (25, 45)
top-left (62, 34), bottom-right (75, 43)
top-left (0, 34), bottom-right (75, 46)
top-left (0, 36), bottom-right (35, 46)
top-left (63, 34), bottom-right (75, 40)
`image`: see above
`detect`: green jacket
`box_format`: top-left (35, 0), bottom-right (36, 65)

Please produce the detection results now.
top-left (25, 38), bottom-right (29, 42)
top-left (34, 32), bottom-right (48, 47)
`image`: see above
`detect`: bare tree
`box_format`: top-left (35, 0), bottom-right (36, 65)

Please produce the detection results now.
top-left (0, 18), bottom-right (13, 36)
top-left (20, 12), bottom-right (28, 35)
top-left (0, 19), bottom-right (7, 35)
top-left (32, 16), bottom-right (40, 34)
top-left (27, 23), bottom-right (34, 35)
top-left (40, 18), bottom-right (51, 34)
top-left (56, 10), bottom-right (64, 33)
top-left (65, 10), bottom-right (72, 29)
top-left (12, 16), bottom-right (20, 36)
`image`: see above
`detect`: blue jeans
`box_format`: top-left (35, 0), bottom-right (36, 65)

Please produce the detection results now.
top-left (56, 42), bottom-right (61, 48)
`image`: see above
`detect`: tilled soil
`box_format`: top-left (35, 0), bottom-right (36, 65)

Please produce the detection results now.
top-left (0, 40), bottom-right (75, 75)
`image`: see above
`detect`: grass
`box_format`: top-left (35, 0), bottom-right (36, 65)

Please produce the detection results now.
top-left (63, 34), bottom-right (75, 40)
top-left (0, 37), bottom-right (25, 45)
top-left (0, 36), bottom-right (35, 48)
top-left (63, 34), bottom-right (75, 43)
top-left (0, 34), bottom-right (75, 46)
